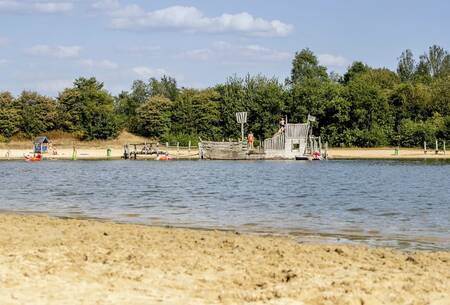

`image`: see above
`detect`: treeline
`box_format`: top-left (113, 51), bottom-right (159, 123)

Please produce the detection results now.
top-left (0, 45), bottom-right (449, 147)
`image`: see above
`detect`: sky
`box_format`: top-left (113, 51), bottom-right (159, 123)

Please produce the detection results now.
top-left (0, 0), bottom-right (449, 96)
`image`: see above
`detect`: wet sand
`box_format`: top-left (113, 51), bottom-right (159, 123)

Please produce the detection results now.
top-left (0, 214), bottom-right (449, 305)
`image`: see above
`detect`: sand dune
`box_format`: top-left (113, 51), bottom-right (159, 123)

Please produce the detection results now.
top-left (0, 214), bottom-right (449, 305)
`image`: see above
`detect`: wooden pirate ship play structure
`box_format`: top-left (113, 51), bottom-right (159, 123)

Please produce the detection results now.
top-left (199, 113), bottom-right (324, 160)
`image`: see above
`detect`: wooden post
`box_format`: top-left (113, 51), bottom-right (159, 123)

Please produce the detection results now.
top-left (435, 139), bottom-right (439, 155)
top-left (424, 141), bottom-right (427, 154)
top-left (444, 140), bottom-right (446, 155)
top-left (177, 142), bottom-right (179, 152)
top-left (188, 141), bottom-right (191, 152)
top-left (325, 142), bottom-right (328, 159)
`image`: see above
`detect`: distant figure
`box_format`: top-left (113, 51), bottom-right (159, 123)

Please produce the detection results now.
top-left (247, 132), bottom-right (254, 149)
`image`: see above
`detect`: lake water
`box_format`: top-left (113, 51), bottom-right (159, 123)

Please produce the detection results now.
top-left (0, 160), bottom-right (449, 250)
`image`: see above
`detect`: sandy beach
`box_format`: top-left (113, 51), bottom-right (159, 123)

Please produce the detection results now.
top-left (1, 147), bottom-right (449, 161)
top-left (0, 214), bottom-right (449, 305)
top-left (327, 148), bottom-right (449, 160)
top-left (0, 132), bottom-right (449, 161)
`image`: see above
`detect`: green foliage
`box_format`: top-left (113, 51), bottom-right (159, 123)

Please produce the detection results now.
top-left (343, 61), bottom-right (369, 84)
top-left (162, 133), bottom-right (199, 146)
top-left (425, 45), bottom-right (450, 78)
top-left (170, 88), bottom-right (221, 140)
top-left (290, 48), bottom-right (328, 84)
top-left (0, 92), bottom-right (22, 138)
top-left (16, 91), bottom-right (58, 137)
top-left (57, 77), bottom-right (119, 140)
top-left (397, 50), bottom-right (416, 82)
top-left (1, 45), bottom-right (449, 147)
top-left (216, 75), bottom-right (285, 140)
top-left (134, 95), bottom-right (172, 138)
top-left (149, 76), bottom-right (178, 101)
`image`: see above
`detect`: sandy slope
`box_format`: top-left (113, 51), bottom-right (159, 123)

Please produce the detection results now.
top-left (0, 214), bottom-right (449, 305)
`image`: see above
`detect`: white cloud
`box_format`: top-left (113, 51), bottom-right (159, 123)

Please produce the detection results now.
top-left (181, 41), bottom-right (292, 63)
top-left (0, 0), bottom-right (73, 13)
top-left (79, 59), bottom-right (118, 69)
top-left (109, 5), bottom-right (293, 37)
top-left (132, 66), bottom-right (169, 79)
top-left (91, 0), bottom-right (119, 11)
top-left (33, 2), bottom-right (73, 13)
top-left (0, 0), bottom-right (20, 11)
top-left (26, 45), bottom-right (82, 58)
top-left (318, 54), bottom-right (349, 67)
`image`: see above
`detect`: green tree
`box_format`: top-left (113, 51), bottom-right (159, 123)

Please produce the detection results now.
top-left (344, 70), bottom-right (396, 146)
top-left (244, 75), bottom-right (285, 139)
top-left (290, 48), bottom-right (328, 84)
top-left (134, 95), bottom-right (172, 138)
top-left (15, 91), bottom-right (57, 137)
top-left (149, 76), bottom-right (179, 101)
top-left (398, 114), bottom-right (443, 147)
top-left (343, 61), bottom-right (370, 84)
top-left (430, 75), bottom-right (450, 115)
top-left (397, 49), bottom-right (416, 82)
top-left (425, 45), bottom-right (450, 78)
top-left (0, 92), bottom-right (21, 139)
top-left (170, 88), bottom-right (221, 143)
top-left (215, 76), bottom-right (248, 139)
top-left (389, 82), bottom-right (432, 134)
top-left (57, 77), bottom-right (119, 140)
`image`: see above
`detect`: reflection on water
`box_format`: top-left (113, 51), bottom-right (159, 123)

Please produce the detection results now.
top-left (0, 160), bottom-right (449, 250)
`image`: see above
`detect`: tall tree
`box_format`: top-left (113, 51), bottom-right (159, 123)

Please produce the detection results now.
top-left (426, 45), bottom-right (450, 77)
top-left (290, 48), bottom-right (328, 84)
top-left (397, 49), bottom-right (416, 82)
top-left (149, 76), bottom-right (179, 101)
top-left (57, 77), bottom-right (119, 140)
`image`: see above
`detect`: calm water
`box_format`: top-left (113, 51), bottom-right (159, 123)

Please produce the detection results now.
top-left (0, 160), bottom-right (449, 250)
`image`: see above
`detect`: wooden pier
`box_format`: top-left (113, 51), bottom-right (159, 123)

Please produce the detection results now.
top-left (123, 143), bottom-right (168, 160)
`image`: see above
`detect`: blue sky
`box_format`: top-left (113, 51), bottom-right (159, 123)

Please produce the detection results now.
top-left (0, 0), bottom-right (449, 96)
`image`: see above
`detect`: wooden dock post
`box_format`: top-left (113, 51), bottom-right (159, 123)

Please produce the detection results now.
top-left (424, 141), bottom-right (427, 154)
top-left (188, 141), bottom-right (191, 152)
top-left (177, 142), bottom-right (179, 152)
top-left (325, 142), bottom-right (328, 159)
top-left (435, 139), bottom-right (439, 155)
top-left (444, 140), bottom-right (446, 155)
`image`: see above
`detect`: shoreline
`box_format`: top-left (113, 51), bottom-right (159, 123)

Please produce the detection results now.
top-left (0, 147), bottom-right (449, 161)
top-left (2, 210), bottom-right (448, 251)
top-left (0, 213), bottom-right (449, 305)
